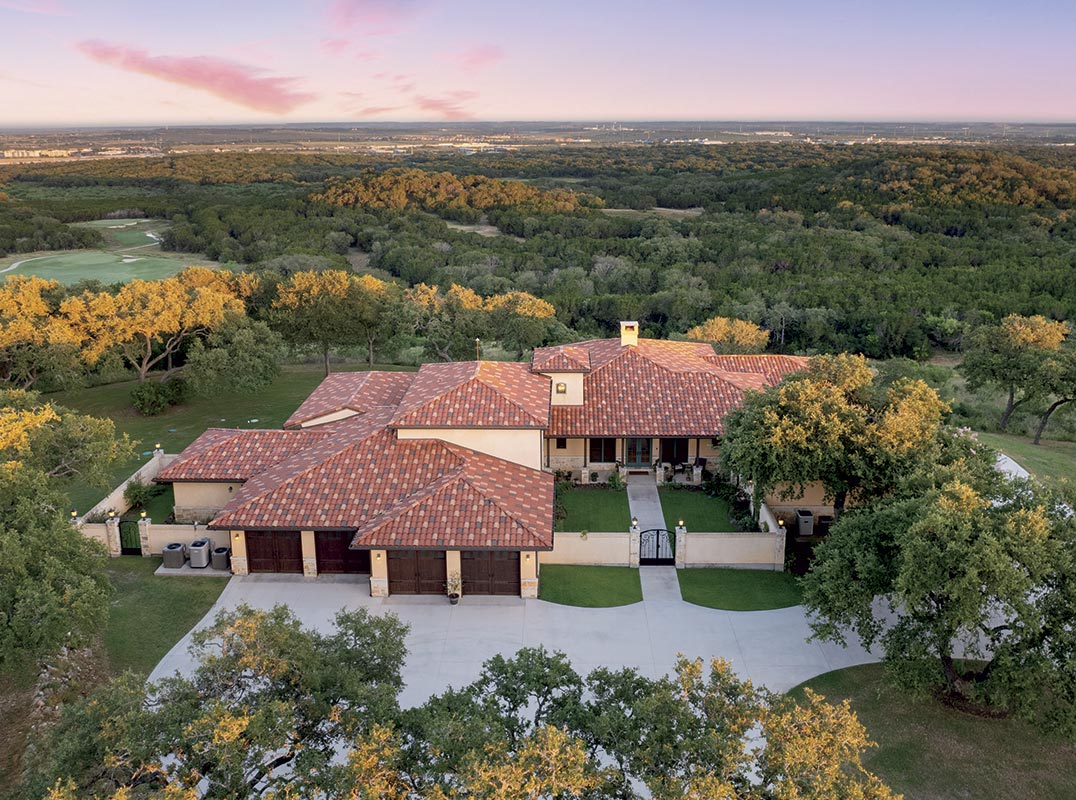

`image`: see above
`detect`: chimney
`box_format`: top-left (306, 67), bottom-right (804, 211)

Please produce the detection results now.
top-left (619, 321), bottom-right (639, 347)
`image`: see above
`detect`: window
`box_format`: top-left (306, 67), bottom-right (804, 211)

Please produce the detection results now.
top-left (555, 437), bottom-right (567, 450)
top-left (555, 382), bottom-right (567, 394)
top-left (588, 437), bottom-right (617, 462)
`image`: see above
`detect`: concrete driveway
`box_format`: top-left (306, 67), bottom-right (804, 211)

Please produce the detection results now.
top-left (149, 574), bottom-right (878, 707)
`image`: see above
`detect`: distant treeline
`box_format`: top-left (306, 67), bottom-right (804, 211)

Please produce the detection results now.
top-left (1, 144), bottom-right (1074, 358)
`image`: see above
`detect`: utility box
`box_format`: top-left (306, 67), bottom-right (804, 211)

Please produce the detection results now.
top-left (211, 546), bottom-right (231, 571)
top-left (797, 509), bottom-right (814, 537)
top-left (818, 514), bottom-right (835, 536)
top-left (189, 538), bottom-right (211, 569)
top-left (162, 542), bottom-right (186, 569)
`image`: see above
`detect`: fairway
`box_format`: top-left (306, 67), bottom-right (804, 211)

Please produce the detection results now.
top-left (0, 218), bottom-right (217, 283)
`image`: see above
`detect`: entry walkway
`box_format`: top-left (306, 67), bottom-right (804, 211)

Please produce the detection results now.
top-left (150, 575), bottom-right (877, 708)
top-left (626, 473), bottom-right (664, 531)
top-left (639, 565), bottom-right (682, 602)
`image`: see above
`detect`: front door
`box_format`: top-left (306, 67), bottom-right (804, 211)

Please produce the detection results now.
top-left (660, 438), bottom-right (689, 465)
top-left (624, 437), bottom-right (652, 467)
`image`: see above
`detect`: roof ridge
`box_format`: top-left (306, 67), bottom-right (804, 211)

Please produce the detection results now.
top-left (473, 362), bottom-right (548, 427)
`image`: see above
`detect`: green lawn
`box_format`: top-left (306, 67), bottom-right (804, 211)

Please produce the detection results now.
top-left (104, 556), bottom-right (227, 675)
top-left (658, 487), bottom-right (737, 531)
top-left (791, 664), bottom-right (1076, 800)
top-left (975, 431), bottom-right (1076, 487)
top-left (0, 249), bottom-right (212, 284)
top-left (678, 568), bottom-right (802, 611)
top-left (538, 565), bottom-right (642, 607)
top-left (53, 363), bottom-right (413, 513)
top-left (555, 486), bottom-right (631, 532)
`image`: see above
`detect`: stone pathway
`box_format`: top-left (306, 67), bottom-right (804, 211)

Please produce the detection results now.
top-left (639, 565), bottom-right (683, 601)
top-left (626, 473), bottom-right (665, 530)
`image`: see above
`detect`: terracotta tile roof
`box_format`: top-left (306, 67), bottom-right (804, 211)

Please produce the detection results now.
top-left (703, 354), bottom-right (810, 386)
top-left (542, 338), bottom-right (809, 438)
top-left (157, 428), bottom-right (331, 482)
top-left (390, 361), bottom-right (550, 429)
top-left (532, 345), bottom-right (591, 373)
top-left (284, 371), bottom-right (415, 428)
top-left (206, 420), bottom-right (553, 549)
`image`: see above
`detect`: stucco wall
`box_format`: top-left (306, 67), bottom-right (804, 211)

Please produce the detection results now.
top-left (300, 408), bottom-right (359, 428)
top-left (540, 532), bottom-right (632, 566)
top-left (679, 532), bottom-right (783, 570)
top-left (83, 451), bottom-right (176, 519)
top-left (395, 427), bottom-right (543, 470)
top-left (544, 372), bottom-right (584, 406)
top-left (79, 522), bottom-right (109, 550)
top-left (144, 523), bottom-right (230, 555)
top-left (172, 482), bottom-right (242, 522)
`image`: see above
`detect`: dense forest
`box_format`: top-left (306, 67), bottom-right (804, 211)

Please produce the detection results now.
top-left (1, 144), bottom-right (1074, 357)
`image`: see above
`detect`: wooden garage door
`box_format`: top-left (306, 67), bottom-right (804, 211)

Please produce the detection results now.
top-left (387, 550), bottom-right (446, 594)
top-left (245, 530), bottom-right (303, 574)
top-left (315, 531), bottom-right (371, 574)
top-left (461, 551), bottom-right (521, 596)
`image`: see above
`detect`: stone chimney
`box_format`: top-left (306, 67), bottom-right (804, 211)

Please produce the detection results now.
top-left (619, 321), bottom-right (639, 347)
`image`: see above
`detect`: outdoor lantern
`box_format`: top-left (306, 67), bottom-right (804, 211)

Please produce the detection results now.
top-left (777, 518), bottom-right (785, 527)
top-left (555, 382), bottom-right (567, 394)
top-left (154, 442), bottom-right (161, 450)
top-left (631, 516), bottom-right (639, 528)
top-left (108, 510), bottom-right (115, 519)
top-left (70, 510), bottom-right (77, 519)
top-left (140, 510), bottom-right (147, 519)
top-left (678, 518), bottom-right (685, 528)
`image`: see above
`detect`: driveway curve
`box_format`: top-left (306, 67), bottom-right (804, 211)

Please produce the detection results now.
top-left (149, 575), bottom-right (878, 707)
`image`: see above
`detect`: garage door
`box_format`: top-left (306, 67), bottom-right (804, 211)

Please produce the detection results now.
top-left (245, 530), bottom-right (303, 574)
top-left (315, 531), bottom-right (371, 574)
top-left (461, 551), bottom-right (521, 595)
top-left (387, 550), bottom-right (446, 594)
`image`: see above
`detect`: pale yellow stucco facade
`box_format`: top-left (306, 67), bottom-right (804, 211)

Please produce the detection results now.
top-left (173, 482), bottom-right (243, 523)
top-left (543, 372), bottom-right (584, 406)
top-left (395, 426), bottom-right (543, 471)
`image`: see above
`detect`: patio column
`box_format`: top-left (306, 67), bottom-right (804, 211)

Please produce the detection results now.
top-left (230, 530), bottom-right (248, 575)
top-left (370, 550), bottom-right (389, 597)
top-left (301, 530), bottom-right (317, 577)
top-left (521, 552), bottom-right (538, 598)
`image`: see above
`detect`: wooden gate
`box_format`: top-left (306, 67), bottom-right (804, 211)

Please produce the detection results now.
top-left (639, 528), bottom-right (674, 565)
top-left (315, 531), bottom-right (371, 574)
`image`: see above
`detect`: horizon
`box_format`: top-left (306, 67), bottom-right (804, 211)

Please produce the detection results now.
top-left (2, 0), bottom-right (1075, 126)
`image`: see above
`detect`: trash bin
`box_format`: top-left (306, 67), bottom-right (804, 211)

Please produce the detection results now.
top-left (162, 542), bottom-right (186, 569)
top-left (818, 514), bottom-right (835, 536)
top-left (189, 538), bottom-right (211, 569)
top-left (797, 509), bottom-right (814, 537)
top-left (211, 546), bottom-right (231, 571)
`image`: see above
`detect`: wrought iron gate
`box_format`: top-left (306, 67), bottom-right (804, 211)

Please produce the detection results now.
top-left (639, 528), bottom-right (674, 565)
top-left (119, 520), bottom-right (141, 555)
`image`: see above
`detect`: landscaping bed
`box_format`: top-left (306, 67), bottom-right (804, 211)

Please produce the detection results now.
top-left (677, 567), bottom-right (802, 611)
top-left (555, 484), bottom-right (630, 532)
top-left (538, 565), bottom-right (642, 607)
top-left (791, 664), bottom-right (1076, 800)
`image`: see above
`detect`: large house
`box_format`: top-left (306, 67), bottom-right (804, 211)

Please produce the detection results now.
top-left (157, 322), bottom-right (807, 598)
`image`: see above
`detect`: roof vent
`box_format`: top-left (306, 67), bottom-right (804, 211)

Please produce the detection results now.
top-left (620, 321), bottom-right (639, 347)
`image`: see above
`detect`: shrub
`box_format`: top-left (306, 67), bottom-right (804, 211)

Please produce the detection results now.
top-left (607, 471), bottom-right (625, 491)
top-left (124, 477), bottom-right (164, 510)
top-left (130, 377), bottom-right (187, 415)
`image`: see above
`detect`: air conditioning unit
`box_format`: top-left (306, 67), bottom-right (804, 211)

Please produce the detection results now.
top-left (189, 538), bottom-right (211, 569)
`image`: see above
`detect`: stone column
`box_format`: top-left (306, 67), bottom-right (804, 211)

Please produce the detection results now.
top-left (520, 552), bottom-right (538, 598)
top-left (628, 522), bottom-right (640, 567)
top-left (230, 530), bottom-right (249, 575)
top-left (675, 523), bottom-right (687, 569)
top-left (370, 550), bottom-right (389, 597)
top-left (137, 517), bottom-right (151, 557)
top-left (301, 530), bottom-right (317, 577)
top-left (774, 523), bottom-right (787, 573)
top-left (105, 518), bottom-right (121, 557)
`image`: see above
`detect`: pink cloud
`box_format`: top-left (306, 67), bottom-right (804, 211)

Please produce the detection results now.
top-left (359, 105), bottom-right (401, 116)
top-left (449, 45), bottom-right (504, 72)
top-left (328, 0), bottom-right (429, 33)
top-left (77, 40), bottom-right (316, 114)
top-left (320, 37), bottom-right (349, 56)
top-left (0, 0), bottom-right (68, 15)
top-left (414, 90), bottom-right (477, 120)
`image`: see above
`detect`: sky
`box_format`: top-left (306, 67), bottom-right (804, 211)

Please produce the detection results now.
top-left (1, 0), bottom-right (1074, 126)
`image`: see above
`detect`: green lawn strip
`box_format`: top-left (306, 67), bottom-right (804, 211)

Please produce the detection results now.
top-left (555, 486), bottom-right (631, 532)
top-left (104, 556), bottom-right (227, 675)
top-left (975, 431), bottom-right (1076, 487)
top-left (55, 364), bottom-right (413, 513)
top-left (658, 487), bottom-right (735, 531)
top-left (790, 664), bottom-right (1076, 800)
top-left (677, 567), bottom-right (802, 611)
top-left (538, 565), bottom-right (642, 607)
